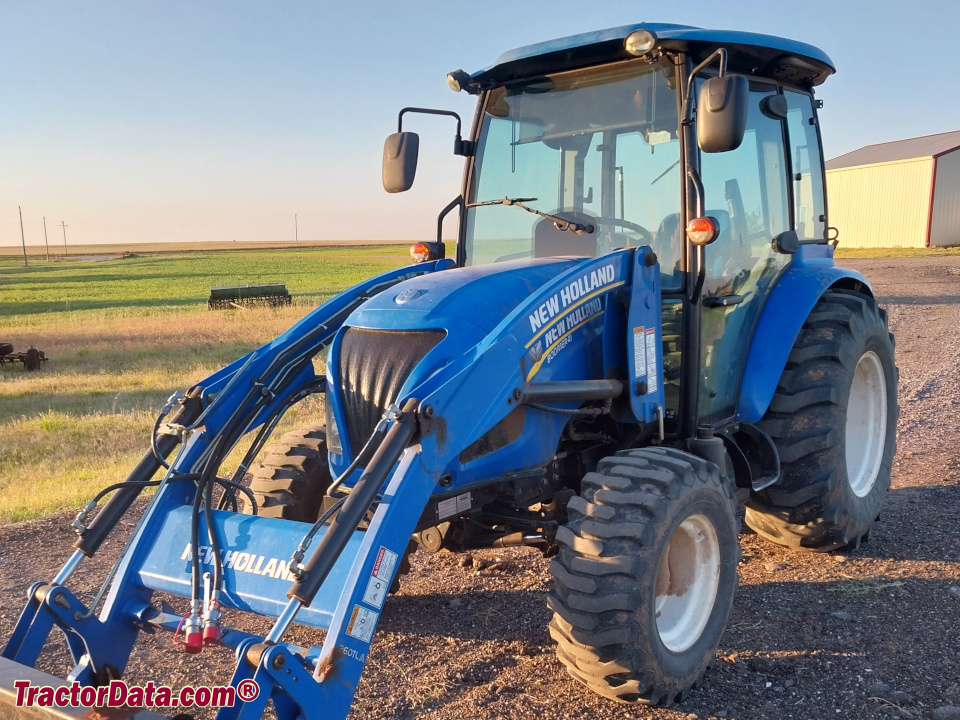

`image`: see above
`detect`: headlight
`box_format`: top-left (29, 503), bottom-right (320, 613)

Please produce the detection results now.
top-left (325, 394), bottom-right (342, 454)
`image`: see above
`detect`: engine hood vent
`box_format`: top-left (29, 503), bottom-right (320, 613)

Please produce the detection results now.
top-left (337, 328), bottom-right (444, 454)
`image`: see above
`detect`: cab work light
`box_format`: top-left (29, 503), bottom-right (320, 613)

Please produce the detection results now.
top-left (624, 29), bottom-right (658, 57)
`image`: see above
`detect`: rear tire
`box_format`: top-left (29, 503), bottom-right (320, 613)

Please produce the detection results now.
top-left (548, 447), bottom-right (739, 705)
top-left (746, 290), bottom-right (898, 551)
top-left (245, 424), bottom-right (331, 522)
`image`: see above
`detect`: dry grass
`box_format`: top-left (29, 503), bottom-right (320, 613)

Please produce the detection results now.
top-left (0, 306), bottom-right (332, 523)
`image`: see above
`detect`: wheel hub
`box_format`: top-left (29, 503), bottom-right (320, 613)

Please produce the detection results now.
top-left (654, 514), bottom-right (721, 653)
top-left (845, 350), bottom-right (887, 498)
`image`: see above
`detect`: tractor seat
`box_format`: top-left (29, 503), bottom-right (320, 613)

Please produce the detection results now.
top-left (533, 212), bottom-right (599, 258)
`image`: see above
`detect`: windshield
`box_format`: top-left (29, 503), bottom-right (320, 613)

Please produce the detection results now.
top-left (464, 58), bottom-right (683, 288)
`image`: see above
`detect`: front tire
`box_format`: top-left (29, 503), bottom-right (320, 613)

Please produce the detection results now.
top-left (548, 448), bottom-right (739, 705)
top-left (244, 424), bottom-right (331, 522)
top-left (746, 289), bottom-right (898, 551)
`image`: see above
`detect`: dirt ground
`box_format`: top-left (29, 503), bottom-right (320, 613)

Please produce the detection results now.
top-left (1, 256), bottom-right (958, 720)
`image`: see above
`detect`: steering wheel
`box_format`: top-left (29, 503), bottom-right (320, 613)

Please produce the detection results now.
top-left (595, 217), bottom-right (655, 245)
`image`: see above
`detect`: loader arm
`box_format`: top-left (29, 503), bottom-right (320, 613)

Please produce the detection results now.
top-left (0, 261), bottom-right (452, 697)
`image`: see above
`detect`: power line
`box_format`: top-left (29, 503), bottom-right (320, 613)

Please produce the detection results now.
top-left (43, 216), bottom-right (49, 261)
top-left (60, 221), bottom-right (69, 257)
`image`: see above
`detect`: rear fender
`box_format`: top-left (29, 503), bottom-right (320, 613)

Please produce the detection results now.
top-left (736, 245), bottom-right (872, 423)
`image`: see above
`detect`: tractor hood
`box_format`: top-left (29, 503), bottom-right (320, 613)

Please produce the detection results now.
top-left (327, 257), bottom-right (582, 459)
top-left (346, 257), bottom-right (582, 334)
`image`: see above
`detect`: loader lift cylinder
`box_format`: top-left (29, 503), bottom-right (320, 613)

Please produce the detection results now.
top-left (288, 399), bottom-right (420, 607)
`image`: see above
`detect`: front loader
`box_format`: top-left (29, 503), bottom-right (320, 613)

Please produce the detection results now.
top-left (1, 22), bottom-right (898, 718)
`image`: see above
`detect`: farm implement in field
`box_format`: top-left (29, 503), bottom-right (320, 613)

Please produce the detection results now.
top-left (1, 21), bottom-right (898, 720)
top-left (0, 343), bottom-right (46, 371)
top-left (208, 283), bottom-right (292, 310)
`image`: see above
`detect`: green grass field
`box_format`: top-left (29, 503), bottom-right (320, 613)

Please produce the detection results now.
top-left (0, 245), bottom-right (410, 523)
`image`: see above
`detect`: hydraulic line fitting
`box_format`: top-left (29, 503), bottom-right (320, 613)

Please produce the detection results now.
top-left (201, 572), bottom-right (222, 645)
top-left (183, 599), bottom-right (203, 654)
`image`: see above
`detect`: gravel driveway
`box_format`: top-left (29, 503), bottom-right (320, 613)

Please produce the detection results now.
top-left (1, 256), bottom-right (958, 720)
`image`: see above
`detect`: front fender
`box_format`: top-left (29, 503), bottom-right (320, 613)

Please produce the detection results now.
top-left (736, 245), bottom-right (871, 423)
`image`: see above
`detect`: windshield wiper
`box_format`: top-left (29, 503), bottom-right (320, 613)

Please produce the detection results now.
top-left (466, 197), bottom-right (595, 235)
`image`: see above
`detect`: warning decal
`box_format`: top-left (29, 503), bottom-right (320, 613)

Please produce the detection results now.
top-left (362, 547), bottom-right (398, 609)
top-left (437, 492), bottom-right (472, 521)
top-left (347, 604), bottom-right (378, 643)
top-left (645, 328), bottom-right (658, 393)
top-left (633, 327), bottom-right (647, 379)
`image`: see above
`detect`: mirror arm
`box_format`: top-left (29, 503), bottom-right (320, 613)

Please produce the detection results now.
top-left (436, 195), bottom-right (464, 244)
top-left (681, 48), bottom-right (729, 124)
top-left (397, 107), bottom-right (474, 156)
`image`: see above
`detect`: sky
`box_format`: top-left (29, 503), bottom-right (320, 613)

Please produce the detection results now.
top-left (2, 0), bottom-right (959, 247)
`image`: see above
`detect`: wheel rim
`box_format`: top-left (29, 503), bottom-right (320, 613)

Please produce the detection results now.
top-left (845, 351), bottom-right (887, 498)
top-left (655, 514), bottom-right (721, 653)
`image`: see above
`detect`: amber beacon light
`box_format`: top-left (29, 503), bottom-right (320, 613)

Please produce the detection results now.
top-left (686, 217), bottom-right (719, 245)
top-left (410, 242), bottom-right (433, 263)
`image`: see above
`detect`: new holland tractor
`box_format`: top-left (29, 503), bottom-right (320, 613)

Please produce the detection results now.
top-left (1, 22), bottom-right (898, 718)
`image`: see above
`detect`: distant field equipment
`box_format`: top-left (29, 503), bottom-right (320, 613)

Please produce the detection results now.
top-left (208, 283), bottom-right (292, 309)
top-left (0, 343), bottom-right (46, 371)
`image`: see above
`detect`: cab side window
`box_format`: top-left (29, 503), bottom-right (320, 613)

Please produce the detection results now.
top-left (697, 83), bottom-right (791, 423)
top-left (784, 91), bottom-right (827, 241)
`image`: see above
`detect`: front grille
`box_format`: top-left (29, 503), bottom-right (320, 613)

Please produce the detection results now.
top-left (337, 328), bottom-right (445, 454)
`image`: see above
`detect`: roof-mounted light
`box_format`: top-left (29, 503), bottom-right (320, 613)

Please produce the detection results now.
top-left (446, 69), bottom-right (478, 95)
top-left (624, 29), bottom-right (658, 57)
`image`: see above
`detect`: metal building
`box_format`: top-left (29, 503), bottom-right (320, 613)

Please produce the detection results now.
top-left (825, 130), bottom-right (960, 248)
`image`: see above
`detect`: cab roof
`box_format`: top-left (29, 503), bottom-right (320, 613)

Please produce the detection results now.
top-left (470, 22), bottom-right (835, 88)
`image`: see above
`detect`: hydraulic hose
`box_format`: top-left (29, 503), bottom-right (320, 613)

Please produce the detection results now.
top-left (74, 387), bottom-right (203, 557)
top-left (326, 421), bottom-right (389, 496)
top-left (289, 399), bottom-right (419, 606)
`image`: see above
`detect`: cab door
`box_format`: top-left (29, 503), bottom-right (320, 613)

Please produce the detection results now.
top-left (697, 82), bottom-right (792, 425)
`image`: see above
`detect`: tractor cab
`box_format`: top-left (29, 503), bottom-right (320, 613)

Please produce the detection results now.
top-left (386, 23), bottom-right (833, 434)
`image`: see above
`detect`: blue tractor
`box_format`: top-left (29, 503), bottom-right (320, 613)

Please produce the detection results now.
top-left (1, 22), bottom-right (897, 717)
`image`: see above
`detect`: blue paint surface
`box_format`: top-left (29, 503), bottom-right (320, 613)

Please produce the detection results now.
top-left (736, 245), bottom-right (870, 422)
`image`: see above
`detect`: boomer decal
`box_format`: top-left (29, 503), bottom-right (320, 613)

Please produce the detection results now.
top-left (526, 297), bottom-right (605, 380)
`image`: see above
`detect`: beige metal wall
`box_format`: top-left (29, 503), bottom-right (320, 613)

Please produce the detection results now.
top-left (930, 149), bottom-right (960, 247)
top-left (826, 157), bottom-right (933, 248)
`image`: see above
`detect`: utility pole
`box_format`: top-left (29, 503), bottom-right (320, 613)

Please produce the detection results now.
top-left (295, 213), bottom-right (299, 248)
top-left (43, 216), bottom-right (50, 261)
top-left (60, 221), bottom-right (69, 257)
top-left (18, 206), bottom-right (28, 267)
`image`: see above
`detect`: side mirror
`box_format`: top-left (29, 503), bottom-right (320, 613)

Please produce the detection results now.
top-left (697, 75), bottom-right (749, 153)
top-left (382, 132), bottom-right (419, 193)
